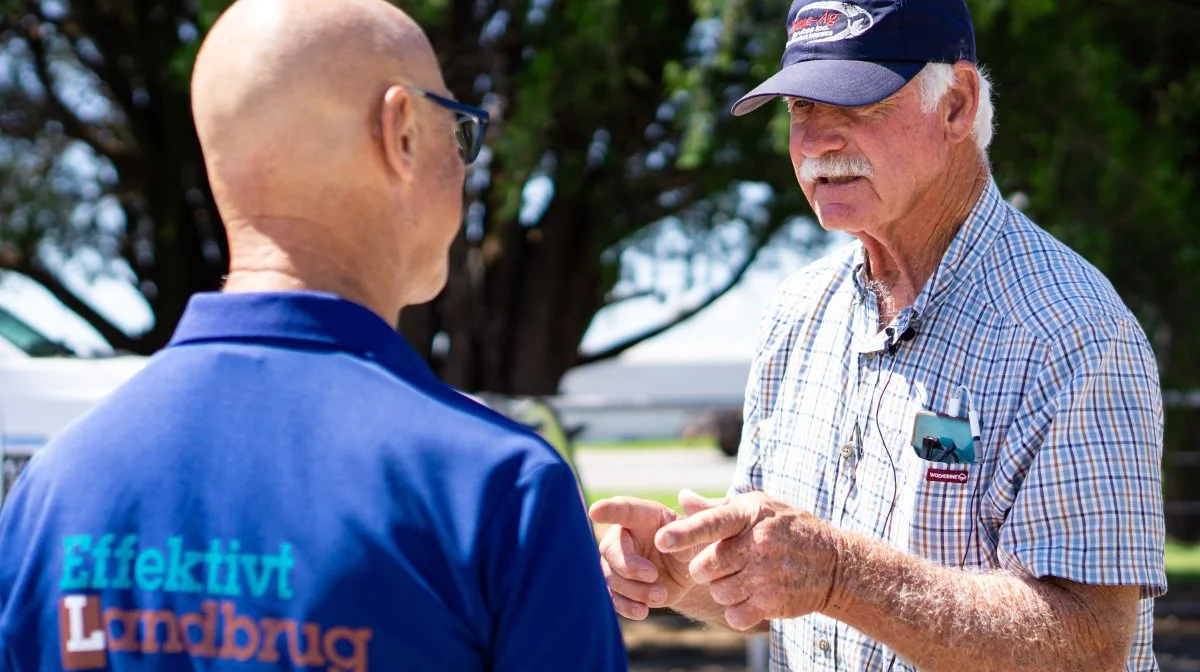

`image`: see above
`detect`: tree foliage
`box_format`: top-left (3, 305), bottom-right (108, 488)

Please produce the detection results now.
top-left (0, 0), bottom-right (1197, 403)
top-left (0, 0), bottom-right (820, 393)
top-left (971, 0), bottom-right (1200, 390)
top-left (0, 0), bottom-right (225, 351)
top-left (965, 0), bottom-right (1200, 535)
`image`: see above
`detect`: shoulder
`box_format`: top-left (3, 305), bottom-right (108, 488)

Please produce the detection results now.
top-left (743, 241), bottom-right (859, 404)
top-left (40, 344), bottom-right (568, 500)
top-left (377, 377), bottom-right (571, 487)
top-left (757, 240), bottom-right (859, 343)
top-left (971, 207), bottom-right (1158, 395)
top-left (977, 207), bottom-right (1142, 345)
top-left (769, 240), bottom-right (859, 312)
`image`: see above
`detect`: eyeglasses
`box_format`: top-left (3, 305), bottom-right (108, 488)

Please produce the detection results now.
top-left (405, 88), bottom-right (490, 165)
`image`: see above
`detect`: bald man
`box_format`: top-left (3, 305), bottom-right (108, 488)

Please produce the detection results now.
top-left (0, 1), bottom-right (627, 670)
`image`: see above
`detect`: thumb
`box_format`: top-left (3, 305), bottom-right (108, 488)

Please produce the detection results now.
top-left (678, 489), bottom-right (727, 517)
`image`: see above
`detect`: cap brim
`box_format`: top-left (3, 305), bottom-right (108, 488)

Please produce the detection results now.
top-left (731, 60), bottom-right (926, 116)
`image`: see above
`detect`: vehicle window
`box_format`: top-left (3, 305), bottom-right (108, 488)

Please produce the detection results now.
top-left (0, 306), bottom-right (73, 357)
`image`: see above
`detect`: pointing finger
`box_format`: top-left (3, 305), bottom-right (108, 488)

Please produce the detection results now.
top-left (655, 503), bottom-right (754, 553)
top-left (590, 496), bottom-right (676, 537)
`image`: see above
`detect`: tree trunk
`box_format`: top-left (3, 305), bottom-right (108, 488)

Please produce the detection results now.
top-left (116, 0), bottom-right (226, 352)
top-left (414, 205), bottom-right (605, 396)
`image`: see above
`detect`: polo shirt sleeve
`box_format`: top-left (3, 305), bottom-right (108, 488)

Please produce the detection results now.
top-left (481, 459), bottom-right (627, 671)
top-left (996, 315), bottom-right (1166, 598)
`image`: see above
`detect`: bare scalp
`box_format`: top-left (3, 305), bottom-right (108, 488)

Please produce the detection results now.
top-left (191, 0), bottom-right (443, 220)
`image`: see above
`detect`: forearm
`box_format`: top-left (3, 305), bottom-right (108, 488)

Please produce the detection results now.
top-left (822, 533), bottom-right (1134, 671)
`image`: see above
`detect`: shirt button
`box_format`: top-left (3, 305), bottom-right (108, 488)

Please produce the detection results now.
top-left (818, 638), bottom-right (831, 652)
top-left (840, 443), bottom-right (854, 459)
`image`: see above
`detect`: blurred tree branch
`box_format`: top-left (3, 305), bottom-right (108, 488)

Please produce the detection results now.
top-left (20, 16), bottom-right (130, 161)
top-left (0, 249), bottom-right (137, 351)
top-left (577, 215), bottom-right (782, 367)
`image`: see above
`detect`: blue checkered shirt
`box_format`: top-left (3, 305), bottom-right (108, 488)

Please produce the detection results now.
top-left (731, 179), bottom-right (1167, 671)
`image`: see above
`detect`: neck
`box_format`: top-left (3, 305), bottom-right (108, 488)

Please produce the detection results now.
top-left (858, 156), bottom-right (989, 326)
top-left (222, 217), bottom-right (403, 324)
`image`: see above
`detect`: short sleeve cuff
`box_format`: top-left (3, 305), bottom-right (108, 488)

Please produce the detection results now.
top-left (1000, 544), bottom-right (1167, 599)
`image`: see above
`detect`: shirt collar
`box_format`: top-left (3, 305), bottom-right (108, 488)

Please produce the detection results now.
top-left (910, 177), bottom-right (1009, 321)
top-left (167, 291), bottom-right (435, 383)
top-left (850, 177), bottom-right (1009, 353)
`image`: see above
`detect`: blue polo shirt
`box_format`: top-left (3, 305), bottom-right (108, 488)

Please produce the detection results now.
top-left (0, 291), bottom-right (626, 671)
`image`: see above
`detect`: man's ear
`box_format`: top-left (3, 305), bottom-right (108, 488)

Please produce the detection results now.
top-left (944, 62), bottom-right (980, 146)
top-left (380, 85), bottom-right (417, 180)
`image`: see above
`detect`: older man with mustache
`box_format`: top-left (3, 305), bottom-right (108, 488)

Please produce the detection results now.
top-left (591, 0), bottom-right (1166, 670)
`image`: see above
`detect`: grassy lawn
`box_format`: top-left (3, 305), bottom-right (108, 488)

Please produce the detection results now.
top-left (585, 489), bottom-right (727, 511)
top-left (1166, 540), bottom-right (1200, 585)
top-left (576, 437), bottom-right (717, 451)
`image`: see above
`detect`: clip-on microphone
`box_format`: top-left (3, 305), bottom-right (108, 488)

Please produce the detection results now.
top-left (884, 325), bottom-right (917, 355)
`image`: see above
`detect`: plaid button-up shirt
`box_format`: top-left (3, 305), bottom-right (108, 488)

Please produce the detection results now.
top-left (732, 179), bottom-right (1167, 671)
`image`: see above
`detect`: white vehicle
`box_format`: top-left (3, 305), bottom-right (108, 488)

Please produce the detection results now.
top-left (0, 307), bottom-right (147, 499)
top-left (0, 308), bottom-right (584, 503)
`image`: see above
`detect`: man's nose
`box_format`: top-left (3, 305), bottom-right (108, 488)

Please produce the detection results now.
top-left (791, 112), bottom-right (848, 159)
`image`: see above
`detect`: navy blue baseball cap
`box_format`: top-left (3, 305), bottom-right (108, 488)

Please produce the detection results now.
top-left (732, 0), bottom-right (977, 116)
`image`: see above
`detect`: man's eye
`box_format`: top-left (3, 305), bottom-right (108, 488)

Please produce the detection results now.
top-left (787, 98), bottom-right (812, 113)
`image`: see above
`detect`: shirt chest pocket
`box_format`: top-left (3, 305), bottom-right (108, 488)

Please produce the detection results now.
top-left (905, 437), bottom-right (996, 569)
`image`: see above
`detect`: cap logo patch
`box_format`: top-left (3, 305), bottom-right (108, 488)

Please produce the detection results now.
top-left (787, 2), bottom-right (875, 45)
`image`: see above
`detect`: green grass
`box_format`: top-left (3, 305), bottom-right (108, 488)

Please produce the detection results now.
top-left (1166, 540), bottom-right (1200, 585)
top-left (576, 437), bottom-right (717, 451)
top-left (585, 489), bottom-right (727, 511)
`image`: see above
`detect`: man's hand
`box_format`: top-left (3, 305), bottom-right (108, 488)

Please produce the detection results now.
top-left (588, 491), bottom-right (719, 620)
top-left (655, 491), bottom-right (844, 631)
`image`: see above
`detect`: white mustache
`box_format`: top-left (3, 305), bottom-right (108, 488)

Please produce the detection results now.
top-left (799, 154), bottom-right (873, 183)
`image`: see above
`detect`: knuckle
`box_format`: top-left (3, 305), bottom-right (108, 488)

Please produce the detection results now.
top-left (710, 576), bottom-right (746, 606)
top-left (708, 541), bottom-right (734, 571)
top-left (711, 585), bottom-right (736, 606)
top-left (745, 596), bottom-right (770, 622)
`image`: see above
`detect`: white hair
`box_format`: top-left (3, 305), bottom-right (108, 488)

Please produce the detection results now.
top-left (915, 62), bottom-right (995, 154)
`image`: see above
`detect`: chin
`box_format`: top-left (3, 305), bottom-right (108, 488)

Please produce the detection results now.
top-left (814, 205), bottom-right (870, 232)
top-left (808, 180), bottom-right (881, 232)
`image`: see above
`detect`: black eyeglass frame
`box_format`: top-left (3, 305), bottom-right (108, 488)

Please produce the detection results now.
top-left (405, 88), bottom-right (490, 165)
